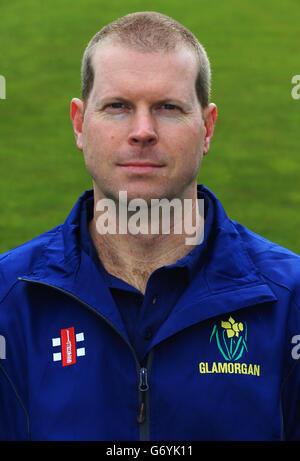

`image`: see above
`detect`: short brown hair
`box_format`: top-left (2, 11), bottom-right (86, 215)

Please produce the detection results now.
top-left (81, 11), bottom-right (211, 108)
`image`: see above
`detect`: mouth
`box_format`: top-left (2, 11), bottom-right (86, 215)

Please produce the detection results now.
top-left (117, 162), bottom-right (165, 173)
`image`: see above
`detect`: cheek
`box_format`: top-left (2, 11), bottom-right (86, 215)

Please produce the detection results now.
top-left (173, 130), bottom-right (204, 179)
top-left (174, 127), bottom-right (203, 160)
top-left (83, 121), bottom-right (115, 157)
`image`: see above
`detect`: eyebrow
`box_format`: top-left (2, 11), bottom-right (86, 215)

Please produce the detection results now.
top-left (94, 96), bottom-right (193, 111)
top-left (94, 97), bottom-right (129, 110)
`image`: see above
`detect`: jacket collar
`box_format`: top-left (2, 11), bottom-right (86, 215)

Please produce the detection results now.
top-left (144, 185), bottom-right (278, 354)
top-left (20, 186), bottom-right (277, 344)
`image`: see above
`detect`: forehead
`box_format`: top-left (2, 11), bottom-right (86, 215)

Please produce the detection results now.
top-left (90, 42), bottom-right (199, 101)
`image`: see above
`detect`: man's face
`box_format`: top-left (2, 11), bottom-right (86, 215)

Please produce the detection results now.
top-left (71, 42), bottom-right (216, 203)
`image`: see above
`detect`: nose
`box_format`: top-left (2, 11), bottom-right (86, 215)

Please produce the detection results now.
top-left (128, 110), bottom-right (158, 146)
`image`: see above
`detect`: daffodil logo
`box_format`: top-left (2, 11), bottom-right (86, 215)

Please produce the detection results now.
top-left (210, 316), bottom-right (248, 361)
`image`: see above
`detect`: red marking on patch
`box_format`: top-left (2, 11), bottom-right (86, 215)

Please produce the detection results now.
top-left (61, 327), bottom-right (76, 366)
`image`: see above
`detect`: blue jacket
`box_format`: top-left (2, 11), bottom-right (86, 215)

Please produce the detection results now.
top-left (1, 185), bottom-right (300, 441)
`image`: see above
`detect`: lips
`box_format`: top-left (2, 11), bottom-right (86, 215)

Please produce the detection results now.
top-left (118, 161), bottom-right (163, 167)
top-left (117, 161), bottom-right (165, 173)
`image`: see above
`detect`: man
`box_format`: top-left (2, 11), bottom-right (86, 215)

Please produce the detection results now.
top-left (0, 11), bottom-right (300, 441)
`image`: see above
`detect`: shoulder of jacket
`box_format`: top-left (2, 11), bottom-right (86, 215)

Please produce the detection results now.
top-left (0, 225), bottom-right (63, 302)
top-left (231, 220), bottom-right (300, 293)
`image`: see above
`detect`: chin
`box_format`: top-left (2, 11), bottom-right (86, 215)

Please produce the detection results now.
top-left (124, 188), bottom-right (173, 204)
top-left (94, 179), bottom-right (193, 204)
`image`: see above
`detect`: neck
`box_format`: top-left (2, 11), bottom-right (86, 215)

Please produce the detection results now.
top-left (89, 189), bottom-right (203, 294)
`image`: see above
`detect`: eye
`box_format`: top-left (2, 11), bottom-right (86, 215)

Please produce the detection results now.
top-left (110, 102), bottom-right (126, 109)
top-left (104, 102), bottom-right (129, 112)
top-left (160, 103), bottom-right (181, 112)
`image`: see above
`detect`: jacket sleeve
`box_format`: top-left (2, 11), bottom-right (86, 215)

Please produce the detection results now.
top-left (281, 297), bottom-right (300, 441)
top-left (281, 358), bottom-right (300, 440)
top-left (0, 278), bottom-right (30, 441)
top-left (0, 361), bottom-right (30, 441)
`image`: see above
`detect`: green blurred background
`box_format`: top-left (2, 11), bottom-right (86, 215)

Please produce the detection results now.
top-left (0, 0), bottom-right (299, 254)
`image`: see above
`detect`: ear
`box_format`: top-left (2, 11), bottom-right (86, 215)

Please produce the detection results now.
top-left (203, 103), bottom-right (217, 155)
top-left (70, 98), bottom-right (84, 151)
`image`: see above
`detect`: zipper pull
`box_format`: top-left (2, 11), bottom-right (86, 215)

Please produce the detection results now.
top-left (137, 367), bottom-right (149, 424)
top-left (138, 367), bottom-right (149, 392)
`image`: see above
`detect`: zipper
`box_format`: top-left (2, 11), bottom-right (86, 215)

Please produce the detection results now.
top-left (137, 356), bottom-right (152, 440)
top-left (137, 366), bottom-right (150, 441)
top-left (18, 276), bottom-right (153, 441)
top-left (137, 367), bottom-right (149, 424)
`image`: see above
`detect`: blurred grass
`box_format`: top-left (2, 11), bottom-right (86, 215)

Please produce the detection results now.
top-left (0, 0), bottom-right (299, 253)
